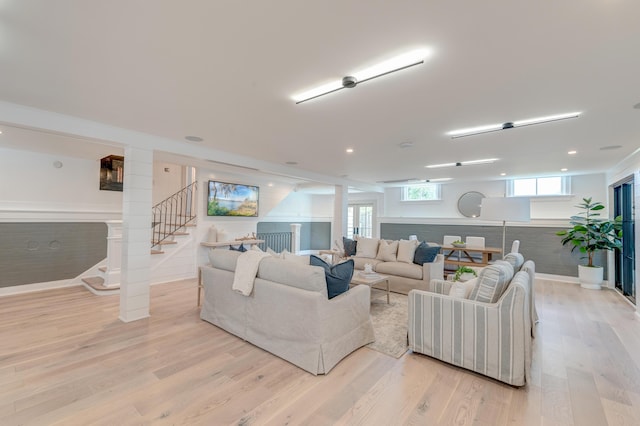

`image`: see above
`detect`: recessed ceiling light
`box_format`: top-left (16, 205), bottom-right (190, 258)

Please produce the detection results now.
top-left (500, 172), bottom-right (506, 176)
top-left (286, 161), bottom-right (298, 165)
top-left (600, 145), bottom-right (622, 151)
top-left (292, 48), bottom-right (432, 103)
top-left (185, 136), bottom-right (203, 142)
top-left (346, 148), bottom-right (354, 153)
top-left (425, 158), bottom-right (498, 168)
top-left (447, 112), bottom-right (581, 138)
top-left (398, 141), bottom-right (413, 148)
top-left (268, 183), bottom-right (273, 187)
top-left (568, 150), bottom-right (577, 155)
top-left (561, 168), bottom-right (568, 172)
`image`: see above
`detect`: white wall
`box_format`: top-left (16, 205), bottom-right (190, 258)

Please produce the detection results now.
top-left (0, 149), bottom-right (195, 221)
top-left (152, 161), bottom-right (185, 205)
top-left (0, 147), bottom-right (122, 221)
top-left (381, 174), bottom-right (607, 224)
top-left (195, 167), bottom-right (298, 264)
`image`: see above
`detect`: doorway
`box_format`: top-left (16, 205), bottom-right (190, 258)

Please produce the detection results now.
top-left (347, 203), bottom-right (374, 238)
top-left (613, 177), bottom-right (635, 303)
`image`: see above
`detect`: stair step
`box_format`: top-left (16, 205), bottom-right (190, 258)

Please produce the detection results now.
top-left (82, 276), bottom-right (120, 292)
top-left (151, 249), bottom-right (164, 255)
top-left (151, 240), bottom-right (178, 246)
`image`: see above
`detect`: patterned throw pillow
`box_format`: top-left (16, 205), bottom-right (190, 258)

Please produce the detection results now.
top-left (310, 255), bottom-right (354, 299)
top-left (413, 242), bottom-right (440, 265)
top-left (343, 237), bottom-right (357, 257)
top-left (229, 243), bottom-right (247, 252)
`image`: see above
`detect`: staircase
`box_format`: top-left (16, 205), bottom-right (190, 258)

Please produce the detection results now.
top-left (81, 182), bottom-right (198, 295)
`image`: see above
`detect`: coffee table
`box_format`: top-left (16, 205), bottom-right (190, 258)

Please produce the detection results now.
top-left (351, 272), bottom-right (390, 304)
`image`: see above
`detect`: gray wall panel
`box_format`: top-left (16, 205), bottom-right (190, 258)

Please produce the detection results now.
top-left (0, 223), bottom-right (108, 287)
top-left (257, 222), bottom-right (331, 251)
top-left (380, 223), bottom-right (600, 277)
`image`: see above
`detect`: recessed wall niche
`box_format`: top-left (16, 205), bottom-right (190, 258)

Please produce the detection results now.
top-left (99, 155), bottom-right (124, 191)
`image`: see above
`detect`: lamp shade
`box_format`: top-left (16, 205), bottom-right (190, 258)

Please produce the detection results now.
top-left (481, 197), bottom-right (531, 222)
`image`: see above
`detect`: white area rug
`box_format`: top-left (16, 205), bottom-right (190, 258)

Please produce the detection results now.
top-left (367, 290), bottom-right (409, 358)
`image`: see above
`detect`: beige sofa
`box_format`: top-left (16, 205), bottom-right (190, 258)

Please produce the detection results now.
top-left (200, 249), bottom-right (375, 375)
top-left (346, 238), bottom-right (444, 295)
top-left (408, 259), bottom-right (534, 386)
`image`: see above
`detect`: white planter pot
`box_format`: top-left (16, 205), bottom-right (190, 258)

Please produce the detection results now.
top-left (578, 265), bottom-right (604, 290)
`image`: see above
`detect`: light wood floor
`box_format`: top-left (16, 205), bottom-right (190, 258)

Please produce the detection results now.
top-left (1, 279), bottom-right (640, 425)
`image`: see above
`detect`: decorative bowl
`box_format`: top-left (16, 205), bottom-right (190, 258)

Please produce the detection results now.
top-left (452, 242), bottom-right (466, 248)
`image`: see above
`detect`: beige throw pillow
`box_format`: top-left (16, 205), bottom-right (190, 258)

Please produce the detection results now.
top-left (355, 237), bottom-right (380, 258)
top-left (283, 251), bottom-right (310, 264)
top-left (449, 278), bottom-right (477, 299)
top-left (397, 239), bottom-right (419, 264)
top-left (376, 240), bottom-right (398, 261)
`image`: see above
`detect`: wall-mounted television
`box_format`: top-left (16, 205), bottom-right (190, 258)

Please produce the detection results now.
top-left (207, 180), bottom-right (259, 217)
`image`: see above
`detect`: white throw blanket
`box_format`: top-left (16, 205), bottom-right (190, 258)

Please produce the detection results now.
top-left (232, 250), bottom-right (271, 296)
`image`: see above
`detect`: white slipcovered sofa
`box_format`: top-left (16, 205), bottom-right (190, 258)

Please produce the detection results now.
top-left (200, 249), bottom-right (375, 375)
top-left (344, 237), bottom-right (445, 295)
top-left (408, 259), bottom-right (534, 386)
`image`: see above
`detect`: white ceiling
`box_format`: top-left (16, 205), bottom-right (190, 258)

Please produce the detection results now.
top-left (1, 1), bottom-right (639, 189)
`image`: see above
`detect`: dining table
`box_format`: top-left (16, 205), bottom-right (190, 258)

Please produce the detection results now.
top-left (440, 245), bottom-right (502, 267)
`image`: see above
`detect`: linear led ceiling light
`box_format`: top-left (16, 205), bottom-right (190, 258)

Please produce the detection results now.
top-left (292, 48), bottom-right (432, 104)
top-left (446, 112), bottom-right (581, 139)
top-left (425, 158), bottom-right (498, 168)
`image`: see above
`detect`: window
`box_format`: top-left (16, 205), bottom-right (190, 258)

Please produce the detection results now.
top-left (401, 183), bottom-right (441, 201)
top-left (508, 176), bottom-right (570, 197)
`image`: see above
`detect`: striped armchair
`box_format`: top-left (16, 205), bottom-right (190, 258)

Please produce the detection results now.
top-left (408, 265), bottom-right (532, 386)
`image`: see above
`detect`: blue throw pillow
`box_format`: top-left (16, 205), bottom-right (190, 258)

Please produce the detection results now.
top-left (310, 255), bottom-right (354, 299)
top-left (413, 242), bottom-right (440, 265)
top-left (343, 237), bottom-right (357, 257)
top-left (229, 243), bottom-right (247, 252)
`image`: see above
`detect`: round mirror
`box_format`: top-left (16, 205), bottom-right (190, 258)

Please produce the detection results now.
top-left (457, 191), bottom-right (485, 218)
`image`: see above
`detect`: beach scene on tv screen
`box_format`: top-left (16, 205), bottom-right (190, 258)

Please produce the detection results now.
top-left (208, 181), bottom-right (258, 216)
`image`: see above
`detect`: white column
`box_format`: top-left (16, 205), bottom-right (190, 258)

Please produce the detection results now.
top-left (290, 223), bottom-right (301, 254)
top-left (333, 184), bottom-right (348, 244)
top-left (104, 220), bottom-right (122, 287)
top-left (119, 146), bottom-right (153, 322)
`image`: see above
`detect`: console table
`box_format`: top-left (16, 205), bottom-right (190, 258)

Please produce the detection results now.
top-left (200, 239), bottom-right (264, 248)
top-left (441, 245), bottom-right (502, 267)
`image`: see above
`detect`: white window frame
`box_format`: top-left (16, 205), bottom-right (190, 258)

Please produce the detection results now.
top-left (507, 176), bottom-right (571, 197)
top-left (401, 183), bottom-right (442, 201)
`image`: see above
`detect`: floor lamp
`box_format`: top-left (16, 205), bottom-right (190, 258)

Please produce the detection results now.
top-left (480, 197), bottom-right (531, 256)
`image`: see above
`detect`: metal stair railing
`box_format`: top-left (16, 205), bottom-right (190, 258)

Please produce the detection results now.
top-left (151, 181), bottom-right (197, 247)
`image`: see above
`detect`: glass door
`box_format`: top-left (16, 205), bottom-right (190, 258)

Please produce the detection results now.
top-left (614, 178), bottom-right (635, 303)
top-left (347, 203), bottom-right (374, 238)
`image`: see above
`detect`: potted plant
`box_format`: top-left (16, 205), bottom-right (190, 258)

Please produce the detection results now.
top-left (556, 197), bottom-right (622, 289)
top-left (454, 266), bottom-right (477, 282)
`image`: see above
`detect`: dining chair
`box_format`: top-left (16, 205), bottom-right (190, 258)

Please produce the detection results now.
top-left (465, 236), bottom-right (485, 248)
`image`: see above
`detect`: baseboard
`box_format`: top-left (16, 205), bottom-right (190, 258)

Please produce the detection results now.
top-left (536, 272), bottom-right (613, 289)
top-left (0, 279), bottom-right (80, 296)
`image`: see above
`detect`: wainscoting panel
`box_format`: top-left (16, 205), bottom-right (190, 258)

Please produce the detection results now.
top-left (380, 223), bottom-right (601, 277)
top-left (0, 222), bottom-right (108, 287)
top-left (257, 222), bottom-right (331, 251)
